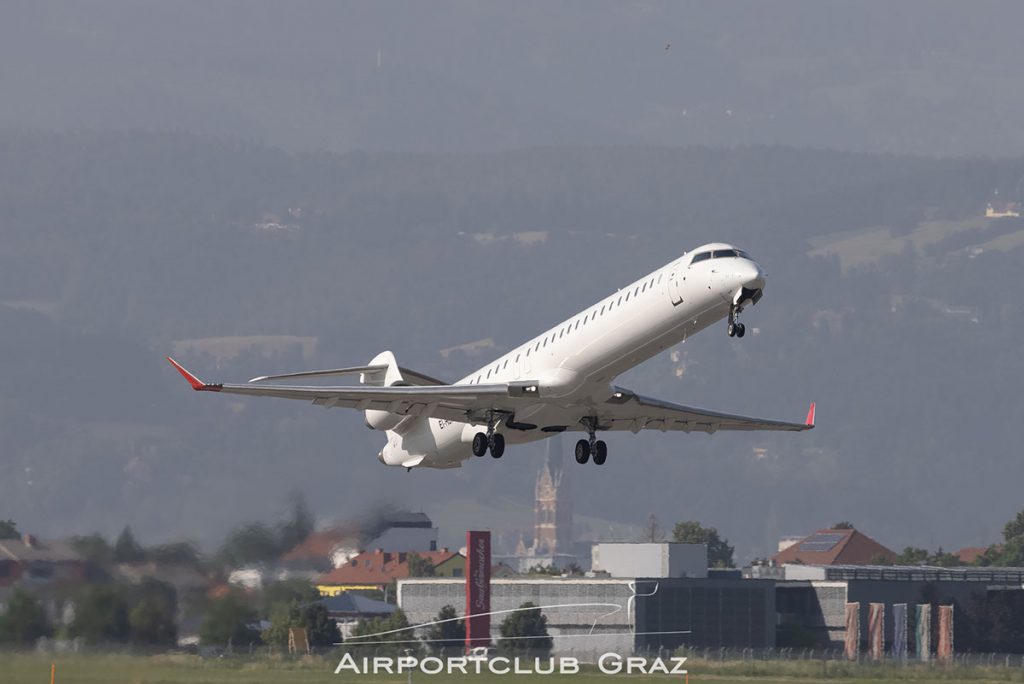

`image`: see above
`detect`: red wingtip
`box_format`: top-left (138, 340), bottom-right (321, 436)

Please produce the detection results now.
top-left (166, 356), bottom-right (208, 391)
top-left (805, 402), bottom-right (816, 427)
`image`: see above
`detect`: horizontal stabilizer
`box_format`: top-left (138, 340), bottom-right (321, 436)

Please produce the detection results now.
top-left (250, 364), bottom-right (447, 386)
top-left (250, 365), bottom-right (387, 383)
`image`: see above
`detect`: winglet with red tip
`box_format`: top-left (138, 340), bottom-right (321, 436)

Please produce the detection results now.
top-left (166, 357), bottom-right (221, 392)
top-left (805, 402), bottom-right (816, 428)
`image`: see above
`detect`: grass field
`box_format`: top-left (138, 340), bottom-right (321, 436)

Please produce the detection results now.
top-left (5, 653), bottom-right (1024, 684)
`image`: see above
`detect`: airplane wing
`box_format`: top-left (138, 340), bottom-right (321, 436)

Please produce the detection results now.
top-left (592, 387), bottom-right (814, 434)
top-left (166, 357), bottom-right (538, 424)
top-left (168, 359), bottom-right (813, 434)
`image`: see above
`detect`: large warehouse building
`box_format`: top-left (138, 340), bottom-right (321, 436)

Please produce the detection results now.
top-left (398, 542), bottom-right (1024, 660)
top-left (399, 574), bottom-right (776, 658)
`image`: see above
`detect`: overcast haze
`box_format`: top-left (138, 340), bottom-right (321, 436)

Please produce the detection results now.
top-left (2, 2), bottom-right (1024, 563)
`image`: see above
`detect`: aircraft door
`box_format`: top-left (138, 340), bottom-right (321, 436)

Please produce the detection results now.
top-left (667, 264), bottom-right (684, 306)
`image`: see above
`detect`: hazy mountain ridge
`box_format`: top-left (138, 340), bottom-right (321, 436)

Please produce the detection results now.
top-left (2, 130), bottom-right (1023, 561)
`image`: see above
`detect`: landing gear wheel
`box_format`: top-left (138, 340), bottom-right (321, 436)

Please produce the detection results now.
top-left (727, 321), bottom-right (737, 337)
top-left (735, 323), bottom-right (746, 338)
top-left (574, 439), bottom-right (591, 464)
top-left (489, 433), bottom-right (505, 459)
top-left (592, 440), bottom-right (608, 465)
top-left (472, 432), bottom-right (488, 457)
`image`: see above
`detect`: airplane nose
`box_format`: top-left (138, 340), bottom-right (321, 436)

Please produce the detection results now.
top-left (737, 260), bottom-right (766, 291)
top-left (732, 260), bottom-right (765, 307)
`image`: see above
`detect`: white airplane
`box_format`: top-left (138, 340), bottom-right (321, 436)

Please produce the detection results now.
top-left (168, 242), bottom-right (813, 470)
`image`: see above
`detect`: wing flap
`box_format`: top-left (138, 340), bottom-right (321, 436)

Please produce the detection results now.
top-left (596, 387), bottom-right (814, 433)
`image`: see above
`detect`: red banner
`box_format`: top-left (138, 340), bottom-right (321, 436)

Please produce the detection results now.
top-left (937, 605), bottom-right (954, 663)
top-left (465, 530), bottom-right (491, 651)
top-left (844, 603), bottom-right (860, 661)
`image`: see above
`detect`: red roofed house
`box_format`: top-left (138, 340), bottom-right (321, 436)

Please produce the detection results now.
top-left (0, 534), bottom-right (85, 589)
top-left (773, 528), bottom-right (896, 566)
top-left (317, 549), bottom-right (464, 595)
top-left (279, 527), bottom-right (361, 573)
top-left (955, 546), bottom-right (987, 565)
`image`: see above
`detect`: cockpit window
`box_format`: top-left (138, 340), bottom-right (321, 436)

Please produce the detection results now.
top-left (712, 249), bottom-right (738, 258)
top-left (690, 251), bottom-right (712, 264)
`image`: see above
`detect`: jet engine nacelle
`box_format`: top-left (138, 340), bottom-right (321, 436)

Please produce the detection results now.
top-left (361, 350), bottom-right (407, 432)
top-left (365, 409), bottom-right (403, 431)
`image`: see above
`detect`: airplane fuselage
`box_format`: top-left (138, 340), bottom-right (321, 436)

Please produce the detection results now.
top-left (379, 243), bottom-right (765, 469)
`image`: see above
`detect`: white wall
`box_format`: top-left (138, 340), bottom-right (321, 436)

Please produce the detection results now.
top-left (592, 543), bottom-right (707, 578)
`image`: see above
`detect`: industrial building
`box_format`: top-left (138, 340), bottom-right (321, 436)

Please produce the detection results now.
top-left (399, 574), bottom-right (775, 658)
top-left (398, 560), bottom-right (1024, 659)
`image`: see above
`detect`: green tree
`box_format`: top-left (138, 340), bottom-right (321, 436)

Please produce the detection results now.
top-left (113, 526), bottom-right (146, 564)
top-left (895, 546), bottom-right (929, 565)
top-left (927, 547), bottom-right (962, 567)
top-left (69, 585), bottom-right (131, 643)
top-left (424, 604), bottom-right (463, 657)
top-left (0, 520), bottom-right (19, 539)
top-left (0, 589), bottom-right (50, 645)
top-left (129, 596), bottom-right (176, 647)
top-left (199, 592), bottom-right (260, 648)
top-left (69, 533), bottom-right (112, 565)
top-left (350, 608), bottom-right (412, 655)
top-left (831, 521), bottom-right (855, 530)
top-left (1003, 510), bottom-right (1024, 543)
top-left (975, 509), bottom-right (1024, 567)
top-left (406, 552), bottom-right (436, 578)
top-left (672, 521), bottom-right (735, 568)
top-left (498, 602), bottom-right (552, 657)
top-left (260, 579), bottom-right (320, 616)
top-left (262, 601), bottom-right (338, 649)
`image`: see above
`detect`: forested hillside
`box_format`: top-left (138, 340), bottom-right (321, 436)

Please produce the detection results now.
top-left (2, 130), bottom-right (1023, 560)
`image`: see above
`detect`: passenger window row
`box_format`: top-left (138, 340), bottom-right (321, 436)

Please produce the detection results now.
top-left (470, 273), bottom-right (662, 383)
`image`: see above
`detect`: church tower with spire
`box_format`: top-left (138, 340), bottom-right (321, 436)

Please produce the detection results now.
top-left (532, 435), bottom-right (573, 557)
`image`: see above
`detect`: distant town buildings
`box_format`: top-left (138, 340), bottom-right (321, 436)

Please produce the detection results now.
top-left (985, 201), bottom-right (1021, 218)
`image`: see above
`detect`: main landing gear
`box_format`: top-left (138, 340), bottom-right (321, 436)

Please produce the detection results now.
top-left (727, 306), bottom-right (746, 338)
top-left (575, 418), bottom-right (608, 465)
top-left (472, 411), bottom-right (506, 459)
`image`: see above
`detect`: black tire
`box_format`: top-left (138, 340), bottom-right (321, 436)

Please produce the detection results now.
top-left (727, 322), bottom-right (736, 337)
top-left (490, 433), bottom-right (505, 458)
top-left (472, 432), bottom-right (488, 457)
top-left (592, 440), bottom-right (608, 465)
top-left (736, 323), bottom-right (746, 338)
top-left (574, 439), bottom-right (590, 464)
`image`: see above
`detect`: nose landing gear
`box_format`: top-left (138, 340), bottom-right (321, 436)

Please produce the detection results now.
top-left (727, 308), bottom-right (746, 338)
